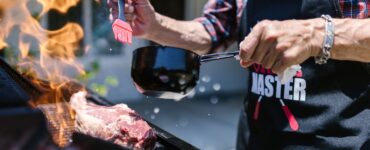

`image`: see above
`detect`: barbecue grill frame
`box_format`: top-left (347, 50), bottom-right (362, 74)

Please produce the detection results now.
top-left (0, 58), bottom-right (199, 150)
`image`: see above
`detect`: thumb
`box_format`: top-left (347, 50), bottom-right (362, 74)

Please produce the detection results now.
top-left (131, 0), bottom-right (151, 4)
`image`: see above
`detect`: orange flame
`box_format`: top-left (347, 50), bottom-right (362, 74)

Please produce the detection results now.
top-left (0, 0), bottom-right (84, 147)
top-left (38, 0), bottom-right (80, 14)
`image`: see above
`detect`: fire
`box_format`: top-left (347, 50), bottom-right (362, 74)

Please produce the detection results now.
top-left (38, 0), bottom-right (80, 14)
top-left (0, 0), bottom-right (85, 147)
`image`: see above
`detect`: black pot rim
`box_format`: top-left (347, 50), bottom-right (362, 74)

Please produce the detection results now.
top-left (133, 45), bottom-right (201, 58)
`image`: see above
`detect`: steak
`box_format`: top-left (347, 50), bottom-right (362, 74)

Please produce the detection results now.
top-left (70, 92), bottom-right (156, 150)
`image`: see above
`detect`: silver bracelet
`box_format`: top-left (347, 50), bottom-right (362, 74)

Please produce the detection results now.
top-left (315, 14), bottom-right (334, 65)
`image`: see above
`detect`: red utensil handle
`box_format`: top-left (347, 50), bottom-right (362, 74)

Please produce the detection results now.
top-left (280, 100), bottom-right (299, 131)
top-left (253, 96), bottom-right (263, 120)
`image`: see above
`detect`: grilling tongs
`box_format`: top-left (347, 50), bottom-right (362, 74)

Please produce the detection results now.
top-left (200, 51), bottom-right (240, 62)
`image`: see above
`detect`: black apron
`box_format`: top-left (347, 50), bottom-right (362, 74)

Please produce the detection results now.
top-left (236, 0), bottom-right (370, 149)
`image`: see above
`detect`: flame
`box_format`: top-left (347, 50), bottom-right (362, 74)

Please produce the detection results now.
top-left (0, 0), bottom-right (85, 147)
top-left (38, 0), bottom-right (80, 14)
top-left (28, 82), bottom-right (82, 147)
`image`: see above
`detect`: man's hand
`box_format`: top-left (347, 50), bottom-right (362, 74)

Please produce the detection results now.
top-left (107, 0), bottom-right (158, 38)
top-left (239, 19), bottom-right (325, 74)
top-left (107, 0), bottom-right (212, 54)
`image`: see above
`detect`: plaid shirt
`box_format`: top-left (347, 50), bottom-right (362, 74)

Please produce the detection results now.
top-left (197, 0), bottom-right (370, 51)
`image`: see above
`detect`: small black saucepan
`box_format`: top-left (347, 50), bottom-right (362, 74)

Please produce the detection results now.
top-left (131, 45), bottom-right (239, 100)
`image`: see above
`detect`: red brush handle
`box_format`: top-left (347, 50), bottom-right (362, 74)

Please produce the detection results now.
top-left (253, 100), bottom-right (261, 120)
top-left (281, 105), bottom-right (299, 131)
top-left (253, 96), bottom-right (263, 120)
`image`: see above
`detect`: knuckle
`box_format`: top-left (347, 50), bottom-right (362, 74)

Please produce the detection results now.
top-left (263, 32), bottom-right (278, 41)
top-left (262, 30), bottom-right (278, 42)
top-left (250, 56), bottom-right (258, 62)
top-left (280, 56), bottom-right (289, 66)
top-left (271, 67), bottom-right (280, 74)
top-left (240, 48), bottom-right (248, 54)
top-left (243, 36), bottom-right (248, 42)
top-left (259, 20), bottom-right (270, 27)
top-left (265, 61), bottom-right (273, 69)
top-left (280, 54), bottom-right (295, 66)
top-left (275, 42), bottom-right (290, 52)
top-left (261, 62), bottom-right (269, 68)
top-left (240, 61), bottom-right (244, 66)
top-left (263, 57), bottom-right (274, 68)
top-left (239, 43), bottom-right (250, 53)
top-left (239, 40), bottom-right (246, 48)
top-left (238, 51), bottom-right (248, 60)
top-left (240, 38), bottom-right (249, 47)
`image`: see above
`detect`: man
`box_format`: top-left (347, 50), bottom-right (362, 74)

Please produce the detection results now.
top-left (108, 0), bottom-right (370, 149)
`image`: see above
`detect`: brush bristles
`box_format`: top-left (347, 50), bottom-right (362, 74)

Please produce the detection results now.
top-left (112, 19), bottom-right (133, 44)
top-left (113, 28), bottom-right (132, 44)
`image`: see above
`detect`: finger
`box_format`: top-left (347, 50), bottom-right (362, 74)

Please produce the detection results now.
top-left (260, 43), bottom-right (279, 69)
top-left (271, 59), bottom-right (286, 74)
top-left (250, 37), bottom-right (273, 65)
top-left (109, 14), bottom-right (114, 21)
top-left (276, 41), bottom-right (293, 52)
top-left (125, 4), bottom-right (134, 13)
top-left (267, 40), bottom-right (293, 69)
top-left (263, 52), bottom-right (279, 69)
top-left (109, 9), bottom-right (119, 21)
top-left (131, 0), bottom-right (150, 4)
top-left (239, 24), bottom-right (264, 62)
top-left (271, 47), bottom-right (300, 74)
top-left (107, 0), bottom-right (118, 8)
top-left (108, 0), bottom-right (119, 20)
top-left (240, 60), bottom-right (254, 68)
top-left (108, 1), bottom-right (118, 11)
top-left (112, 9), bottom-right (118, 20)
top-left (239, 37), bottom-right (259, 62)
top-left (125, 14), bottom-right (136, 22)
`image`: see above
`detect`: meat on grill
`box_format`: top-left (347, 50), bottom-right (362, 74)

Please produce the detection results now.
top-left (70, 92), bottom-right (156, 150)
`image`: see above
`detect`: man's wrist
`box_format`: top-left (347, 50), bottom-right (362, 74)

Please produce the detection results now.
top-left (143, 13), bottom-right (164, 40)
top-left (330, 18), bottom-right (354, 60)
top-left (307, 18), bottom-right (325, 58)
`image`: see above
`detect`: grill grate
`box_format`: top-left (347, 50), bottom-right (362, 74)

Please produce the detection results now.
top-left (37, 102), bottom-right (75, 147)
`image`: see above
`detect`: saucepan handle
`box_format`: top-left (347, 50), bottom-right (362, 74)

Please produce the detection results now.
top-left (200, 51), bottom-right (240, 63)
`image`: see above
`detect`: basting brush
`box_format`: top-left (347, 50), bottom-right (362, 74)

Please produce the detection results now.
top-left (112, 0), bottom-right (132, 44)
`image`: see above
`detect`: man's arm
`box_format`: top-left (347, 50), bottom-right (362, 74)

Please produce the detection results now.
top-left (108, 0), bottom-right (241, 55)
top-left (145, 14), bottom-right (212, 55)
top-left (238, 18), bottom-right (370, 73)
top-left (108, 0), bottom-right (212, 55)
top-left (331, 18), bottom-right (370, 62)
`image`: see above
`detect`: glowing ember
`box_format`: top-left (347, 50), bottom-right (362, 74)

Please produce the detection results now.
top-left (0, 0), bottom-right (84, 147)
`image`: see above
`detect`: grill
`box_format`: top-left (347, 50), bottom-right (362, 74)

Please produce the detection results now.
top-left (0, 58), bottom-right (198, 150)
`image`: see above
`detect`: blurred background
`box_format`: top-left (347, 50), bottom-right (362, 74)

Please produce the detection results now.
top-left (1, 0), bottom-right (248, 149)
